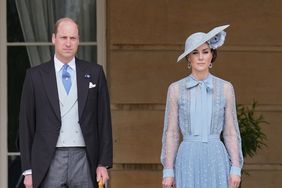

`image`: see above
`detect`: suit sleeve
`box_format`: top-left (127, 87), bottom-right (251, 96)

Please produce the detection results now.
top-left (97, 66), bottom-right (113, 168)
top-left (19, 69), bottom-right (36, 172)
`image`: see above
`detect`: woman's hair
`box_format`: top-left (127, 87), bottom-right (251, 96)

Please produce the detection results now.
top-left (211, 49), bottom-right (217, 63)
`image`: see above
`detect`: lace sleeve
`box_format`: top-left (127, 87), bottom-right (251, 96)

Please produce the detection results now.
top-left (161, 83), bottom-right (180, 178)
top-left (223, 82), bottom-right (244, 176)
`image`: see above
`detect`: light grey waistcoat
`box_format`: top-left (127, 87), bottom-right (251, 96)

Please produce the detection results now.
top-left (56, 70), bottom-right (85, 147)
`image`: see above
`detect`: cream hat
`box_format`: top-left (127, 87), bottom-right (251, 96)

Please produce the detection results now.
top-left (177, 25), bottom-right (230, 62)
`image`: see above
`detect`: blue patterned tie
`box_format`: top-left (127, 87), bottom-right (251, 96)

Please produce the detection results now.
top-left (62, 64), bottom-right (72, 94)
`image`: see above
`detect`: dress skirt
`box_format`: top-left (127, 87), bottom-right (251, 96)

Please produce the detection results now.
top-left (175, 138), bottom-right (230, 188)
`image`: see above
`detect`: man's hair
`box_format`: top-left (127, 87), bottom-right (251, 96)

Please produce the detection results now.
top-left (53, 17), bottom-right (79, 35)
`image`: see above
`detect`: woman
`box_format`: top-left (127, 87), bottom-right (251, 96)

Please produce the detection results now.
top-left (161, 25), bottom-right (243, 188)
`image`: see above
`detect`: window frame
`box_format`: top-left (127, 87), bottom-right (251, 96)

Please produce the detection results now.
top-left (0, 0), bottom-right (8, 186)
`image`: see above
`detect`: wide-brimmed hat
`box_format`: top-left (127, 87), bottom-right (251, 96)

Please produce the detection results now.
top-left (177, 25), bottom-right (230, 62)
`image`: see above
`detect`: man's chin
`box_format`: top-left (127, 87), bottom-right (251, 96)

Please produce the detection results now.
top-left (62, 52), bottom-right (75, 58)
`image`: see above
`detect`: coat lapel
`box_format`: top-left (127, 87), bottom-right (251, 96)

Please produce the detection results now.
top-left (76, 59), bottom-right (90, 119)
top-left (41, 60), bottom-right (61, 121)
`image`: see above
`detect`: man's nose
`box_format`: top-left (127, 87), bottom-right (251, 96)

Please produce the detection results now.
top-left (65, 38), bottom-right (71, 46)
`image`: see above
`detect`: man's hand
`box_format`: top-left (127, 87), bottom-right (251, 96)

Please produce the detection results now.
top-left (23, 174), bottom-right (33, 188)
top-left (96, 166), bottom-right (109, 186)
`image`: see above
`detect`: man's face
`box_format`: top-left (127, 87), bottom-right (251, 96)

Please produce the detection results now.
top-left (52, 20), bottom-right (79, 63)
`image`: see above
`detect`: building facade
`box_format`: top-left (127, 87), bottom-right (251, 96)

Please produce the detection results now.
top-left (1, 0), bottom-right (282, 187)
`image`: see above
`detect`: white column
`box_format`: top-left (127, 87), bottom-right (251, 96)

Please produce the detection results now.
top-left (97, 4), bottom-right (109, 187)
top-left (97, 0), bottom-right (107, 74)
top-left (0, 0), bottom-right (8, 187)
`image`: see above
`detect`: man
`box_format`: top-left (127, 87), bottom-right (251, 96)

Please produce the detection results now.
top-left (19, 17), bottom-right (112, 188)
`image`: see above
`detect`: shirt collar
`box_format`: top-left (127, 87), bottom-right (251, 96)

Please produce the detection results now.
top-left (54, 55), bottom-right (76, 73)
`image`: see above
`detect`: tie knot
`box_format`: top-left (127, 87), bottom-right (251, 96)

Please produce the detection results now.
top-left (63, 64), bottom-right (69, 70)
top-left (62, 64), bottom-right (70, 79)
top-left (186, 76), bottom-right (213, 93)
top-left (198, 81), bottom-right (204, 86)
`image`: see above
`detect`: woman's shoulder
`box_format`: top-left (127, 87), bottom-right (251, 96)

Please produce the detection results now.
top-left (212, 74), bottom-right (233, 88)
top-left (167, 76), bottom-right (189, 89)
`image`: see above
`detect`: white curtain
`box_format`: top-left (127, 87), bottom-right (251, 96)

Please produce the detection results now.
top-left (15, 0), bottom-right (97, 67)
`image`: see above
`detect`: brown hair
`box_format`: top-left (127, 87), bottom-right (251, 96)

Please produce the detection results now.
top-left (211, 49), bottom-right (217, 63)
top-left (53, 17), bottom-right (79, 35)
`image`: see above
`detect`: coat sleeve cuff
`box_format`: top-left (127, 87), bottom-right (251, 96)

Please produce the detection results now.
top-left (230, 166), bottom-right (241, 176)
top-left (163, 169), bottom-right (174, 178)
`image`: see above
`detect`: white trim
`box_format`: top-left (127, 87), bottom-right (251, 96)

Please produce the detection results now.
top-left (0, 0), bottom-right (8, 187)
top-left (8, 152), bottom-right (21, 156)
top-left (97, 0), bottom-right (107, 74)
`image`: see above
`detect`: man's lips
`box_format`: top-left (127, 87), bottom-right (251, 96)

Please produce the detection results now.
top-left (63, 49), bottom-right (73, 52)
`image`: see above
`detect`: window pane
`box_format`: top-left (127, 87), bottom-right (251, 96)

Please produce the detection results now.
top-left (8, 46), bottom-right (30, 152)
top-left (8, 155), bottom-right (22, 188)
top-left (15, 0), bottom-right (97, 42)
top-left (7, 0), bottom-right (25, 42)
top-left (77, 46), bottom-right (97, 63)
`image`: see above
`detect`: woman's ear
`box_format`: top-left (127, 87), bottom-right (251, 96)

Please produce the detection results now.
top-left (185, 55), bottom-right (190, 62)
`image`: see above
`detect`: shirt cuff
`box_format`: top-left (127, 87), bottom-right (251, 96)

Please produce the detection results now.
top-left (230, 166), bottom-right (241, 176)
top-left (23, 169), bottom-right (32, 176)
top-left (163, 169), bottom-right (174, 178)
top-left (98, 164), bottom-right (109, 169)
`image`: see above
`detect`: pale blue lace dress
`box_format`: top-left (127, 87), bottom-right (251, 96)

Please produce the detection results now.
top-left (161, 74), bottom-right (243, 188)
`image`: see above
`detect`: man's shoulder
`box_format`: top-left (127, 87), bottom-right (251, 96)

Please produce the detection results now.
top-left (76, 58), bottom-right (103, 71)
top-left (27, 60), bottom-right (53, 73)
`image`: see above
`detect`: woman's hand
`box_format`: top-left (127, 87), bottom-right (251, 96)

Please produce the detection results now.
top-left (229, 174), bottom-right (241, 188)
top-left (162, 177), bottom-right (175, 188)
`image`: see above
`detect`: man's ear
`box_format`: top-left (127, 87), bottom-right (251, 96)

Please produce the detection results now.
top-left (51, 33), bottom-right (56, 44)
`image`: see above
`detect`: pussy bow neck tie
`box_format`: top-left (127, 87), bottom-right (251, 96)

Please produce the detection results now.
top-left (187, 75), bottom-right (213, 142)
top-left (186, 75), bottom-right (213, 91)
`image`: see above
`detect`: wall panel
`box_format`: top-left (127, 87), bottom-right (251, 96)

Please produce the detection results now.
top-left (108, 0), bottom-right (282, 187)
top-left (110, 50), bottom-right (282, 104)
top-left (110, 0), bottom-right (282, 46)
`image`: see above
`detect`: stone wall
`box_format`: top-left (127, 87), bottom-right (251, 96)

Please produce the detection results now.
top-left (107, 0), bottom-right (282, 187)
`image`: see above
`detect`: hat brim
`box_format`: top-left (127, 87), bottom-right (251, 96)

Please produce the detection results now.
top-left (177, 24), bottom-right (230, 62)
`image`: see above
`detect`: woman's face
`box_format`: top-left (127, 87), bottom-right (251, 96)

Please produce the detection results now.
top-left (187, 43), bottom-right (213, 73)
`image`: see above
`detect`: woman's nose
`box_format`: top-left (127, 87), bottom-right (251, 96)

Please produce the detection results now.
top-left (199, 53), bottom-right (203, 59)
